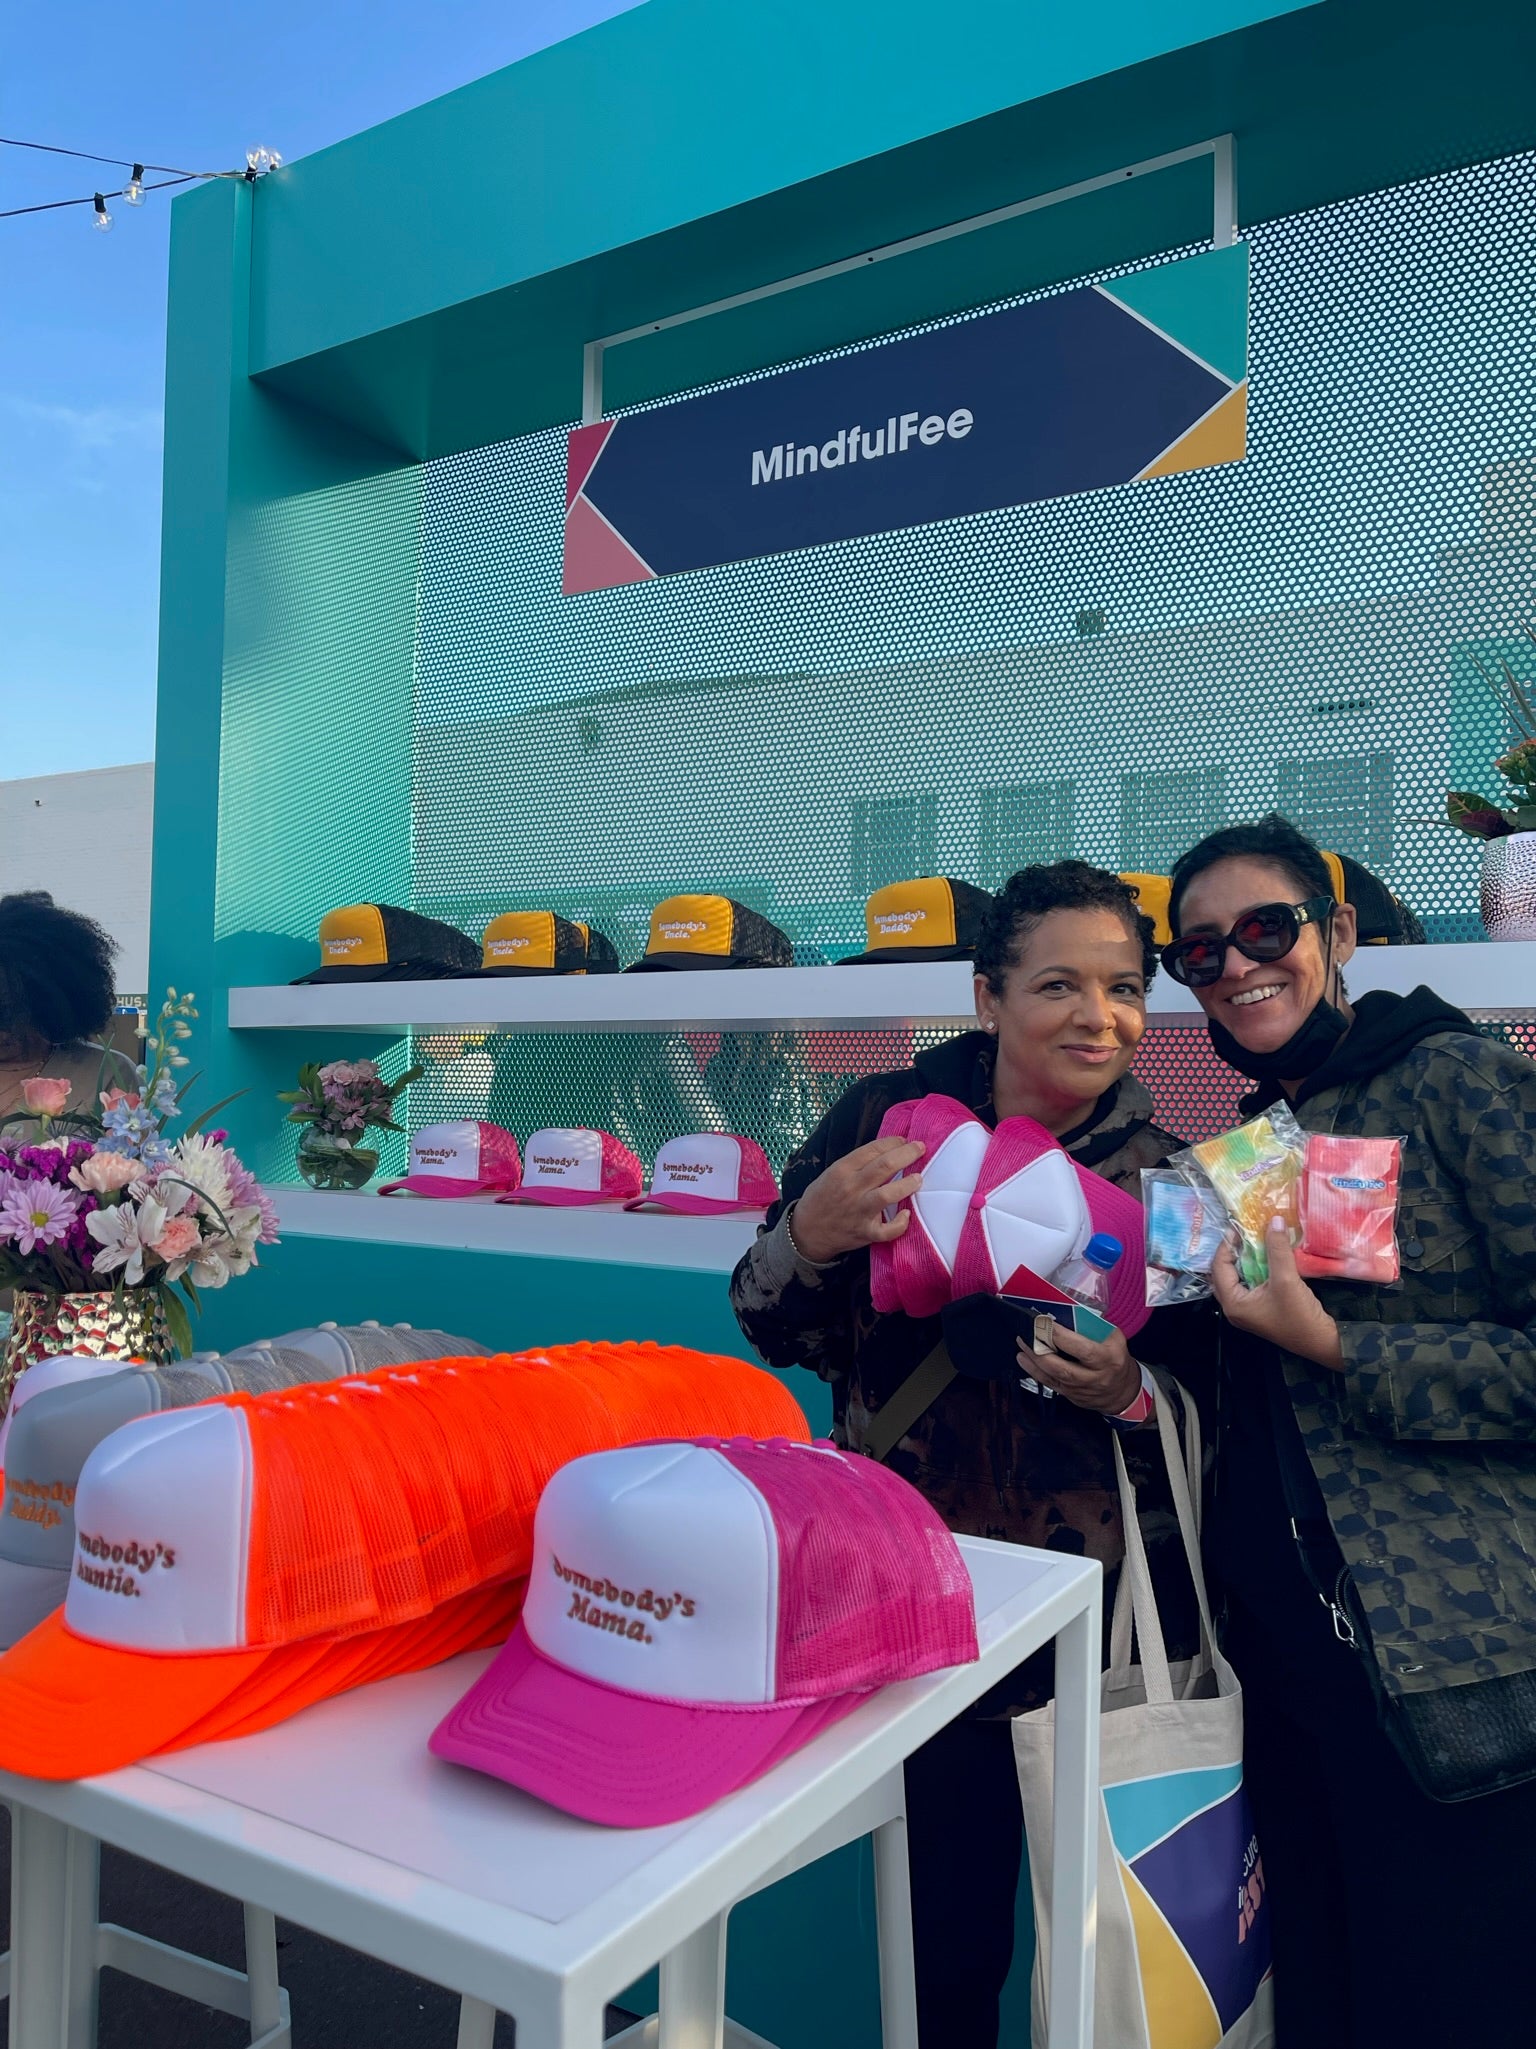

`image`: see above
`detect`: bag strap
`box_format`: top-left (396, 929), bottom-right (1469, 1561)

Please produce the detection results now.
top-left (1108, 1378), bottom-right (1224, 1702)
top-left (861, 1340), bottom-right (956, 1463)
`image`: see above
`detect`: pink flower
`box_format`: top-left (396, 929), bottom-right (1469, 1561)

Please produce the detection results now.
top-left (20, 1078), bottom-right (71, 1116)
top-left (0, 1179), bottom-right (81, 1253)
top-left (100, 1087), bottom-right (142, 1113)
top-left (69, 1152), bottom-right (140, 1194)
top-left (150, 1215), bottom-right (202, 1262)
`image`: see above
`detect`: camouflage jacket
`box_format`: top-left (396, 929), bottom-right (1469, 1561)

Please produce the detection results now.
top-left (728, 1032), bottom-right (1199, 1705)
top-left (1246, 994), bottom-right (1536, 1707)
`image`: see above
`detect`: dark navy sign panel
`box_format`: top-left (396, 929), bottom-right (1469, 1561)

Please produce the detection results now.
top-left (563, 250), bottom-right (1247, 592)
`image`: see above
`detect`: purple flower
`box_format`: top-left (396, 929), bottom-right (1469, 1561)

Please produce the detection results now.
top-left (0, 1179), bottom-right (83, 1254)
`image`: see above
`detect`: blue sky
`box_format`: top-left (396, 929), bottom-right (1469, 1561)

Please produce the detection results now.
top-left (0, 0), bottom-right (644, 777)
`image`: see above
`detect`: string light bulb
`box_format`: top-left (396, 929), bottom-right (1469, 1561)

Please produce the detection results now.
top-left (244, 145), bottom-right (283, 178)
top-left (91, 192), bottom-right (112, 232)
top-left (123, 164), bottom-right (145, 206)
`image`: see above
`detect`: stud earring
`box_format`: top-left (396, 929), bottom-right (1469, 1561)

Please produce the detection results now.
top-left (984, 1019), bottom-right (997, 1033)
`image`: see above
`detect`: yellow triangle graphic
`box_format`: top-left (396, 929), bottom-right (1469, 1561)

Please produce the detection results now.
top-left (1139, 383), bottom-right (1248, 479)
top-left (1119, 1859), bottom-right (1222, 2049)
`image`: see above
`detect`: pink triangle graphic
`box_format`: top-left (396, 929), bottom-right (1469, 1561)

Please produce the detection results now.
top-left (565, 421), bottom-right (614, 509)
top-left (562, 493), bottom-right (655, 595)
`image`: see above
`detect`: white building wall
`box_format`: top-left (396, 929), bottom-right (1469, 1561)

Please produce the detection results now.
top-left (0, 764), bottom-right (154, 994)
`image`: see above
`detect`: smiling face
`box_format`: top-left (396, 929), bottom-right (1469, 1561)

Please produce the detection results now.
top-left (974, 907), bottom-right (1147, 1134)
top-left (1174, 856), bottom-right (1356, 1055)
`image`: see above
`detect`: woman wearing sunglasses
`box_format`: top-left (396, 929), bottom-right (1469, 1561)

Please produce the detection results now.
top-left (1164, 813), bottom-right (1536, 2049)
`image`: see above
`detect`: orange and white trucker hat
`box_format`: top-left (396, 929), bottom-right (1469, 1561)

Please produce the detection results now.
top-left (838, 878), bottom-right (996, 964)
top-left (0, 1341), bottom-right (809, 1780)
top-left (624, 896), bottom-right (794, 972)
top-left (378, 1121), bottom-right (523, 1198)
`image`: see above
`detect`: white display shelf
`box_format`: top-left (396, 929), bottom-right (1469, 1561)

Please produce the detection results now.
top-left (267, 1186), bottom-right (763, 1273)
top-left (230, 943), bottom-right (1536, 1036)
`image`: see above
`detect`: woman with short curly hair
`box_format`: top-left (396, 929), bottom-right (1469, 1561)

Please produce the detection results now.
top-left (0, 892), bottom-right (136, 1130)
top-left (731, 859), bottom-right (1198, 2048)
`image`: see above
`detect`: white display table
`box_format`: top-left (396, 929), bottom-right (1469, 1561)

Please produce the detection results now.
top-left (0, 1539), bottom-right (1100, 2049)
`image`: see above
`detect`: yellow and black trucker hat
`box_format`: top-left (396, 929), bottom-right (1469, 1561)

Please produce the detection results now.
top-left (838, 878), bottom-right (996, 964)
top-left (1322, 853), bottom-right (1424, 946)
top-left (624, 896), bottom-right (794, 972)
top-left (291, 905), bottom-right (481, 985)
top-left (1120, 874), bottom-right (1175, 948)
top-left (475, 912), bottom-right (587, 977)
top-left (571, 922), bottom-right (620, 973)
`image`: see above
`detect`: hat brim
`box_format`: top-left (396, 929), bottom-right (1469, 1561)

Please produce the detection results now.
top-left (429, 1623), bottom-right (866, 1827)
top-left (622, 1195), bottom-right (772, 1216)
top-left (0, 1555), bottom-right (73, 1651)
top-left (623, 954), bottom-right (748, 973)
top-left (377, 1177), bottom-right (517, 1199)
top-left (469, 965), bottom-right (583, 978)
top-left (836, 946), bottom-right (979, 964)
top-left (289, 963), bottom-right (464, 985)
top-left (0, 1580), bottom-right (522, 1781)
top-left (498, 1188), bottom-right (634, 1207)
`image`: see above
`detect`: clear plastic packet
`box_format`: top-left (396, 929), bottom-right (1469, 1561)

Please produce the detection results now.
top-left (1182, 1102), bottom-right (1308, 1287)
top-left (1142, 1168), bottom-right (1231, 1307)
top-left (1296, 1131), bottom-right (1404, 1284)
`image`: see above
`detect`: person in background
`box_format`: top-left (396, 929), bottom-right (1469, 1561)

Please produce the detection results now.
top-left (1164, 813), bottom-right (1536, 2048)
top-left (0, 893), bottom-right (136, 1136)
top-left (730, 861), bottom-right (1199, 2049)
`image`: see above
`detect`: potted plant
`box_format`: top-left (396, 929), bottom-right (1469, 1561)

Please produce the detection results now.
top-left (0, 991), bottom-right (278, 1399)
top-left (278, 1057), bottom-right (423, 1190)
top-left (1445, 628), bottom-right (1536, 940)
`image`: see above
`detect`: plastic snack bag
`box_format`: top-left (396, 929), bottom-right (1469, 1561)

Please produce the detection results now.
top-left (1185, 1103), bottom-right (1308, 1287)
top-left (1142, 1168), bottom-right (1231, 1307)
top-left (1297, 1132), bottom-right (1404, 1284)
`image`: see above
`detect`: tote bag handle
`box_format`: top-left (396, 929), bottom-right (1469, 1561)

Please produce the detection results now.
top-left (1107, 1379), bottom-right (1220, 1705)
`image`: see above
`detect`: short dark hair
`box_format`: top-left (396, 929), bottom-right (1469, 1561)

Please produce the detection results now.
top-left (976, 861), bottom-right (1157, 994)
top-left (1168, 814), bottom-right (1334, 936)
top-left (0, 891), bottom-right (118, 1052)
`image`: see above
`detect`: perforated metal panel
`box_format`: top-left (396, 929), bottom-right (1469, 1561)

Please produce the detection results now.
top-left (408, 152), bottom-right (1536, 1165)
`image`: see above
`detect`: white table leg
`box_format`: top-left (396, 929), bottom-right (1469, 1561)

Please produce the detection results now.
top-left (871, 1805), bottom-right (919, 2049)
top-left (1047, 1600), bottom-right (1100, 2049)
top-left (454, 1995), bottom-right (497, 2049)
top-left (242, 1903), bottom-right (284, 2043)
top-left (657, 1915), bottom-right (727, 2049)
top-left (8, 1804), bottom-right (99, 2049)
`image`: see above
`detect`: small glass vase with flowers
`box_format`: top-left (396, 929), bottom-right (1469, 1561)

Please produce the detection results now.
top-left (278, 1057), bottom-right (423, 1191)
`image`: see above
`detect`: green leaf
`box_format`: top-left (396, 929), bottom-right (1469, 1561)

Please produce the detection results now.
top-left (183, 1089), bottom-right (248, 1139)
top-left (161, 1286), bottom-right (194, 1361)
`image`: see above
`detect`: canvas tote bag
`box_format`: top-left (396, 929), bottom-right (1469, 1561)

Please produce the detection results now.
top-left (1013, 1384), bottom-right (1275, 2049)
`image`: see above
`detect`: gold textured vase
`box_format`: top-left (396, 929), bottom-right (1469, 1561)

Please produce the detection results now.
top-left (1, 1289), bottom-right (172, 1413)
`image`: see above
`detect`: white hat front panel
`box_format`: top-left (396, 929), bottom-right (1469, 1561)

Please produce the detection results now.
top-left (979, 1150), bottom-right (1090, 1284)
top-left (910, 1119), bottom-right (991, 1270)
top-left (408, 1121), bottom-right (483, 1183)
top-left (651, 1133), bottom-right (742, 1204)
top-left (522, 1443), bottom-right (778, 1704)
top-left (523, 1128), bottom-right (603, 1194)
top-left (64, 1405), bottom-right (253, 1653)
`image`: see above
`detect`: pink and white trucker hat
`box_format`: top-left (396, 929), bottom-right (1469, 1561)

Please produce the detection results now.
top-left (430, 1436), bottom-right (979, 1826)
top-left (378, 1121), bottom-right (522, 1198)
top-left (500, 1127), bottom-right (643, 1207)
top-left (870, 1095), bottom-right (991, 1319)
top-left (625, 1134), bottom-right (779, 1215)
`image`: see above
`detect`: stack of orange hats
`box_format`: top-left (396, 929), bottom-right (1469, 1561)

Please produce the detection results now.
top-left (0, 1341), bottom-right (807, 1780)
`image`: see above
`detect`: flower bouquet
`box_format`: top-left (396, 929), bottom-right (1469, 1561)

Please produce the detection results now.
top-left (1445, 629), bottom-right (1536, 841)
top-left (0, 991), bottom-right (278, 1389)
top-left (278, 1057), bottom-right (423, 1190)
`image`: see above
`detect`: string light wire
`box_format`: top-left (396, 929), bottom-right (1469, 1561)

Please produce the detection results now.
top-left (0, 135), bottom-right (279, 222)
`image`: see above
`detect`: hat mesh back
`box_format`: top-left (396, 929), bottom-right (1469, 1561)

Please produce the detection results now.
top-left (239, 1344), bottom-right (808, 1648)
top-left (720, 1444), bottom-right (977, 1697)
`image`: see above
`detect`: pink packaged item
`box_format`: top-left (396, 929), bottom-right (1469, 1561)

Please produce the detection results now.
top-left (1297, 1132), bottom-right (1403, 1283)
top-left (870, 1096), bottom-right (990, 1318)
top-left (500, 1127), bottom-right (643, 1206)
top-left (429, 1435), bottom-right (978, 1827)
top-left (625, 1133), bottom-right (779, 1215)
top-left (378, 1120), bottom-right (522, 1198)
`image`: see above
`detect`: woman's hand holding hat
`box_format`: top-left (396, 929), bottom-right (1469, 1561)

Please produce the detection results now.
top-left (789, 1137), bottom-right (925, 1265)
top-left (1210, 1217), bottom-right (1345, 1371)
top-left (1021, 1321), bottom-right (1143, 1414)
